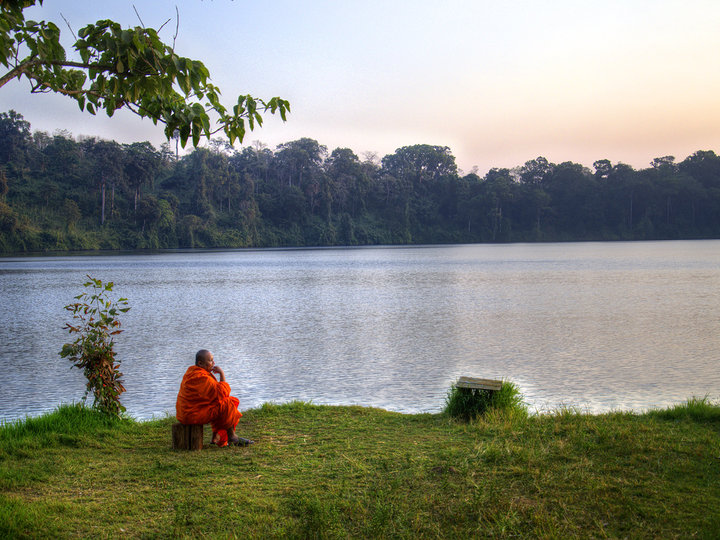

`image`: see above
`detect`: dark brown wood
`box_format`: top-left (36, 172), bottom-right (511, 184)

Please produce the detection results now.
top-left (456, 376), bottom-right (502, 392)
top-left (172, 422), bottom-right (204, 450)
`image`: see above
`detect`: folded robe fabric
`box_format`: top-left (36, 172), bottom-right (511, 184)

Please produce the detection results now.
top-left (176, 365), bottom-right (242, 433)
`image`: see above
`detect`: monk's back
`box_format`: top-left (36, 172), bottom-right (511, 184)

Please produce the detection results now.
top-left (176, 365), bottom-right (222, 424)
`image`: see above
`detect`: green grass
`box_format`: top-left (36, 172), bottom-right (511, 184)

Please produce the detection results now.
top-left (1, 399), bottom-right (719, 538)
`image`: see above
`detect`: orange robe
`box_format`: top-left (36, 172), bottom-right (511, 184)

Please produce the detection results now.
top-left (176, 366), bottom-right (242, 433)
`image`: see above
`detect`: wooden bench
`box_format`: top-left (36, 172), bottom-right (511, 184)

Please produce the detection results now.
top-left (172, 423), bottom-right (204, 450)
top-left (456, 376), bottom-right (502, 393)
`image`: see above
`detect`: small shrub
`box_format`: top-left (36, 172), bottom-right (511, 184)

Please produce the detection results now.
top-left (444, 380), bottom-right (526, 421)
top-left (59, 275), bottom-right (130, 417)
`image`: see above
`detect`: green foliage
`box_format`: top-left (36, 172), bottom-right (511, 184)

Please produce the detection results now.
top-left (444, 380), bottom-right (527, 421)
top-left (59, 275), bottom-right (130, 417)
top-left (3, 108), bottom-right (720, 254)
top-left (0, 1), bottom-right (289, 147)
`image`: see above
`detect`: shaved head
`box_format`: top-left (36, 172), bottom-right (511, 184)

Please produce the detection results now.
top-left (195, 349), bottom-right (213, 366)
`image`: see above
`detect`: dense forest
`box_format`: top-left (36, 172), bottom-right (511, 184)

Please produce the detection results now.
top-left (1, 109), bottom-right (720, 253)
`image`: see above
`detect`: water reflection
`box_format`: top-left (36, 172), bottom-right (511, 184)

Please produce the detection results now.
top-left (1, 241), bottom-right (719, 421)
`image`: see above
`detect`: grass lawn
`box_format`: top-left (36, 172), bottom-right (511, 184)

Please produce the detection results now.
top-left (1, 399), bottom-right (719, 538)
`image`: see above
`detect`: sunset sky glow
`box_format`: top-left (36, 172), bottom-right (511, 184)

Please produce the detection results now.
top-left (4, 0), bottom-right (720, 174)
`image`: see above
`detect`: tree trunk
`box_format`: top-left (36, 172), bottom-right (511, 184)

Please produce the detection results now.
top-left (111, 183), bottom-right (115, 218)
top-left (101, 180), bottom-right (106, 225)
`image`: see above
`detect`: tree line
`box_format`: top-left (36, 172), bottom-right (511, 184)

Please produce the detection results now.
top-left (1, 109), bottom-right (720, 253)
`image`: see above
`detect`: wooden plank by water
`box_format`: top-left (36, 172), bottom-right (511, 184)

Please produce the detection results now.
top-left (456, 376), bottom-right (502, 391)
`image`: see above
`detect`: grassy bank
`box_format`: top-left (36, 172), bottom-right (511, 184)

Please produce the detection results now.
top-left (1, 400), bottom-right (719, 538)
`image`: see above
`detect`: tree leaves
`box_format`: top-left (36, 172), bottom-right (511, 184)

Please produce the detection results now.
top-left (1, 1), bottom-right (290, 147)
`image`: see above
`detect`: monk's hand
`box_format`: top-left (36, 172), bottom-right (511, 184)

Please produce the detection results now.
top-left (212, 366), bottom-right (226, 382)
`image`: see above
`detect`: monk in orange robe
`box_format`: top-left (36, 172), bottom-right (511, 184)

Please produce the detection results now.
top-left (176, 349), bottom-right (251, 447)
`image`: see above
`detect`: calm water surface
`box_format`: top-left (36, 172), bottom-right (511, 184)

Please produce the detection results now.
top-left (1, 241), bottom-right (719, 422)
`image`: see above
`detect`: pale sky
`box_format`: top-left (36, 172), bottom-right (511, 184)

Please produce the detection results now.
top-left (3, 0), bottom-right (720, 174)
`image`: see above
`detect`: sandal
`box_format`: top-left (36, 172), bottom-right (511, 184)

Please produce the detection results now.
top-left (230, 437), bottom-right (255, 446)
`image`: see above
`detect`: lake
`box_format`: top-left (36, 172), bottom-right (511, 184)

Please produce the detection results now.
top-left (1, 241), bottom-right (719, 422)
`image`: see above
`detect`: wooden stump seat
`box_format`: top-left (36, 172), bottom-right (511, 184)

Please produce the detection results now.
top-left (172, 422), bottom-right (204, 450)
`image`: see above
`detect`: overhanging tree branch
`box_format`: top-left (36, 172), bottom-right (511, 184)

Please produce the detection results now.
top-left (0, 0), bottom-right (290, 147)
top-left (0, 58), bottom-right (116, 89)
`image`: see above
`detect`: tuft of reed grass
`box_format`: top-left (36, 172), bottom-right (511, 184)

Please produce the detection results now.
top-left (444, 380), bottom-right (527, 421)
top-left (645, 396), bottom-right (720, 422)
top-left (0, 403), bottom-right (132, 453)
